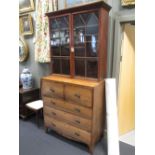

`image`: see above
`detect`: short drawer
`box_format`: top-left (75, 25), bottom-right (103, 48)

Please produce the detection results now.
top-left (44, 116), bottom-right (91, 144)
top-left (65, 85), bottom-right (93, 108)
top-left (43, 97), bottom-right (92, 119)
top-left (44, 106), bottom-right (92, 132)
top-left (42, 80), bottom-right (64, 99)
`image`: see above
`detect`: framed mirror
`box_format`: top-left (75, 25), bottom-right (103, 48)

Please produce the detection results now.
top-left (19, 35), bottom-right (29, 62)
top-left (19, 0), bottom-right (35, 14)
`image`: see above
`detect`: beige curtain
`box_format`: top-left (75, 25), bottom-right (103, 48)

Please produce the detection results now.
top-left (35, 0), bottom-right (58, 63)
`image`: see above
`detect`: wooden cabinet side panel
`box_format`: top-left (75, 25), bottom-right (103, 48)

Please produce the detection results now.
top-left (98, 9), bottom-right (109, 79)
top-left (92, 81), bottom-right (104, 144)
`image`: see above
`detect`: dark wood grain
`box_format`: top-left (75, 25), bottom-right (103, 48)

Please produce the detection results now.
top-left (19, 88), bottom-right (40, 119)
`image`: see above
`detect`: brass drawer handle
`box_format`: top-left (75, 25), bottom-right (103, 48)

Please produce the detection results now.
top-left (74, 108), bottom-right (81, 113)
top-left (50, 88), bottom-right (55, 93)
top-left (74, 132), bottom-right (80, 137)
top-left (75, 120), bottom-right (80, 124)
top-left (74, 94), bottom-right (80, 98)
top-left (51, 123), bottom-right (56, 127)
top-left (52, 112), bottom-right (56, 116)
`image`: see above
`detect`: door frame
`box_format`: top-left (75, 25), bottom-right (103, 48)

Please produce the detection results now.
top-left (112, 12), bottom-right (135, 92)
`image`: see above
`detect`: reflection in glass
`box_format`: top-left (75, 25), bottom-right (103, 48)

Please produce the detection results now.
top-left (79, 30), bottom-right (84, 43)
top-left (75, 59), bottom-right (85, 76)
top-left (50, 16), bottom-right (69, 57)
top-left (51, 16), bottom-right (69, 30)
top-left (91, 35), bottom-right (97, 53)
top-left (86, 35), bottom-right (98, 57)
top-left (74, 28), bottom-right (85, 44)
top-left (51, 19), bottom-right (59, 29)
top-left (62, 58), bottom-right (70, 74)
top-left (74, 45), bottom-right (85, 56)
top-left (74, 14), bottom-right (85, 28)
top-left (73, 12), bottom-right (99, 58)
top-left (58, 16), bottom-right (68, 29)
top-left (52, 46), bottom-right (60, 56)
top-left (61, 45), bottom-right (69, 56)
top-left (53, 58), bottom-right (61, 74)
top-left (87, 59), bottom-right (98, 78)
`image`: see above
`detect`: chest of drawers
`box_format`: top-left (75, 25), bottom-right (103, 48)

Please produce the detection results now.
top-left (41, 75), bottom-right (105, 153)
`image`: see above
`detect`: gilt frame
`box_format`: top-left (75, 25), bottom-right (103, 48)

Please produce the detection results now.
top-left (121, 0), bottom-right (135, 6)
top-left (19, 0), bottom-right (35, 14)
top-left (19, 14), bottom-right (34, 36)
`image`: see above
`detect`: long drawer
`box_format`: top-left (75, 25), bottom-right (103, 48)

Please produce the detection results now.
top-left (43, 96), bottom-right (92, 119)
top-left (44, 115), bottom-right (91, 144)
top-left (42, 80), bottom-right (64, 99)
top-left (44, 106), bottom-right (92, 132)
top-left (65, 85), bottom-right (93, 108)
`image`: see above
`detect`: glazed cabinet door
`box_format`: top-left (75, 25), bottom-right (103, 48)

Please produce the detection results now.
top-left (73, 11), bottom-right (99, 78)
top-left (50, 15), bottom-right (70, 75)
top-left (49, 11), bottom-right (101, 79)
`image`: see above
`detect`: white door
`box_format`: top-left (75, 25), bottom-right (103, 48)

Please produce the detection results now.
top-left (118, 23), bottom-right (135, 135)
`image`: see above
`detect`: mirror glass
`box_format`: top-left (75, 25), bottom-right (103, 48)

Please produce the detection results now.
top-left (19, 36), bottom-right (29, 62)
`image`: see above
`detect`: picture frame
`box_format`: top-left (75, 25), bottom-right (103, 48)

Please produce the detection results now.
top-left (19, 14), bottom-right (34, 36)
top-left (121, 0), bottom-right (135, 6)
top-left (19, 0), bottom-right (35, 14)
top-left (19, 35), bottom-right (29, 62)
top-left (65, 0), bottom-right (107, 8)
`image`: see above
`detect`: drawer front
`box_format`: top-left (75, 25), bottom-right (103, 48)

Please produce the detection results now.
top-left (43, 97), bottom-right (92, 119)
top-left (42, 80), bottom-right (64, 99)
top-left (44, 116), bottom-right (91, 144)
top-left (44, 106), bottom-right (91, 132)
top-left (65, 85), bottom-right (93, 108)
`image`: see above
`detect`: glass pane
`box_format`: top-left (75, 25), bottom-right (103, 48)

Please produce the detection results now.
top-left (86, 25), bottom-right (98, 35)
top-left (75, 58), bottom-right (85, 76)
top-left (74, 27), bottom-right (85, 57)
top-left (61, 45), bottom-right (70, 56)
top-left (73, 12), bottom-right (99, 58)
top-left (58, 16), bottom-right (69, 29)
top-left (52, 58), bottom-right (61, 74)
top-left (74, 14), bottom-right (85, 57)
top-left (51, 46), bottom-right (60, 56)
top-left (74, 44), bottom-right (85, 57)
top-left (60, 30), bottom-right (70, 56)
top-left (82, 13), bottom-right (90, 22)
top-left (74, 14), bottom-right (85, 28)
top-left (51, 16), bottom-right (69, 30)
top-left (86, 35), bottom-right (98, 57)
top-left (87, 13), bottom-right (98, 25)
top-left (87, 59), bottom-right (98, 78)
top-left (51, 16), bottom-right (69, 56)
top-left (51, 18), bottom-right (59, 29)
top-left (51, 28), bottom-right (60, 56)
top-left (51, 31), bottom-right (60, 56)
top-left (74, 28), bottom-right (85, 44)
top-left (85, 13), bottom-right (98, 57)
top-left (61, 58), bottom-right (70, 75)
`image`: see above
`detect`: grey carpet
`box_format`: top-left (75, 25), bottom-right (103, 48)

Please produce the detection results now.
top-left (19, 116), bottom-right (135, 155)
